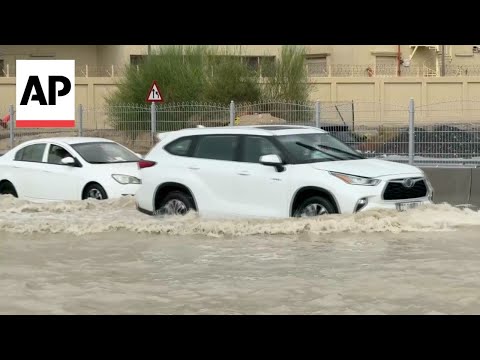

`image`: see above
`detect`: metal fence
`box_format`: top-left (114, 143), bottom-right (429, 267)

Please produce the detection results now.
top-left (2, 100), bottom-right (480, 166)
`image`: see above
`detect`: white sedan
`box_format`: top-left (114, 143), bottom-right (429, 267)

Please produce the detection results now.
top-left (0, 137), bottom-right (142, 201)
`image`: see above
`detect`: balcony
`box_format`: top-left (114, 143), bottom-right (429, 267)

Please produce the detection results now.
top-left (1, 64), bottom-right (127, 78)
top-left (3, 63), bottom-right (480, 79)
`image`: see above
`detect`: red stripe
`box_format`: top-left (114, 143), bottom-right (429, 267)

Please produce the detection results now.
top-left (16, 120), bottom-right (76, 128)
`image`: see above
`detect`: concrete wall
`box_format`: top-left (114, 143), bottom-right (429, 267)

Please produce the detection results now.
top-left (4, 76), bottom-right (480, 128)
top-left (4, 45), bottom-right (480, 68)
top-left (94, 45), bottom-right (480, 68)
top-left (0, 45), bottom-right (99, 66)
top-left (0, 77), bottom-right (118, 128)
top-left (96, 45), bottom-right (149, 66)
top-left (421, 167), bottom-right (480, 207)
top-left (470, 169), bottom-right (480, 206)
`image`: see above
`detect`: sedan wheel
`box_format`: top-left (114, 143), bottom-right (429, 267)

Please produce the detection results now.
top-left (0, 181), bottom-right (18, 198)
top-left (88, 188), bottom-right (105, 200)
top-left (83, 184), bottom-right (108, 201)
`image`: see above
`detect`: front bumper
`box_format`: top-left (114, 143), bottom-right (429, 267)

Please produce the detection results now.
top-left (357, 197), bottom-right (433, 213)
top-left (341, 174), bottom-right (434, 214)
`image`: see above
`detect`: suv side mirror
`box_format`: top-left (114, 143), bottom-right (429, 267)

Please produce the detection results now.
top-left (259, 154), bottom-right (285, 172)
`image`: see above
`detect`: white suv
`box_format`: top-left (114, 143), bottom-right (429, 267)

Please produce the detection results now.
top-left (135, 125), bottom-right (433, 218)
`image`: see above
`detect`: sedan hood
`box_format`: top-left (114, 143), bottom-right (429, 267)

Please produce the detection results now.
top-left (91, 162), bottom-right (141, 178)
top-left (310, 159), bottom-right (423, 178)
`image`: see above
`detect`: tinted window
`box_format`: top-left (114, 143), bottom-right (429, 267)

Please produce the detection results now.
top-left (165, 137), bottom-right (193, 156)
top-left (48, 144), bottom-right (73, 165)
top-left (71, 142), bottom-right (139, 164)
top-left (242, 136), bottom-right (283, 163)
top-left (17, 144), bottom-right (46, 162)
top-left (193, 135), bottom-right (239, 161)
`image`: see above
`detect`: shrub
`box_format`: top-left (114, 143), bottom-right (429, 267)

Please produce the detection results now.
top-left (105, 45), bottom-right (311, 133)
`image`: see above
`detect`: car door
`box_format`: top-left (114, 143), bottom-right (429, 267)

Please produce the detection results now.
top-left (36, 143), bottom-right (84, 200)
top-left (9, 143), bottom-right (49, 200)
top-left (188, 134), bottom-right (243, 217)
top-left (232, 135), bottom-right (290, 218)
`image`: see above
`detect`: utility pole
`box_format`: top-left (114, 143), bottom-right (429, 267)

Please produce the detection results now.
top-left (441, 45), bottom-right (446, 77)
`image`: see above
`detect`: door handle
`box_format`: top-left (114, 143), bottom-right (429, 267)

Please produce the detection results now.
top-left (238, 171), bottom-right (251, 176)
top-left (188, 166), bottom-right (200, 170)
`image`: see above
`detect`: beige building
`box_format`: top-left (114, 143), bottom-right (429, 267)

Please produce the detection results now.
top-left (3, 45), bottom-right (480, 128)
top-left (2, 45), bottom-right (480, 78)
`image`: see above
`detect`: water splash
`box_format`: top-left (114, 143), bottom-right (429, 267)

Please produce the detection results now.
top-left (1, 195), bottom-right (479, 236)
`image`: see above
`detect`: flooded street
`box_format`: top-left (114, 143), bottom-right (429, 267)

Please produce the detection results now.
top-left (1, 195), bottom-right (480, 314)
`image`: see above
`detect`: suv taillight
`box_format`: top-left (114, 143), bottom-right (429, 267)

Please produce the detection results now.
top-left (138, 160), bottom-right (157, 169)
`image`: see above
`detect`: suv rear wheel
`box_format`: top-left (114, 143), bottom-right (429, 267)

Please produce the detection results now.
top-left (157, 190), bottom-right (196, 216)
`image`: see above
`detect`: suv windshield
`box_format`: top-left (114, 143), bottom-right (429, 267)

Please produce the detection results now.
top-left (71, 142), bottom-right (140, 164)
top-left (276, 133), bottom-right (365, 163)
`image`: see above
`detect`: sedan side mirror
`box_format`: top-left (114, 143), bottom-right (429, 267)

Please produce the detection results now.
top-left (61, 156), bottom-right (76, 166)
top-left (259, 154), bottom-right (285, 172)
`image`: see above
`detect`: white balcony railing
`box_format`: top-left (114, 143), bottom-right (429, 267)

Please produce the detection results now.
top-left (3, 63), bottom-right (480, 78)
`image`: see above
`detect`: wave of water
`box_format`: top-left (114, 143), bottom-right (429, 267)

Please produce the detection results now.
top-left (1, 195), bottom-right (479, 236)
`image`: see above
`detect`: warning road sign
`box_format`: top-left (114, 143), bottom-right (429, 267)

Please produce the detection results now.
top-left (146, 80), bottom-right (164, 103)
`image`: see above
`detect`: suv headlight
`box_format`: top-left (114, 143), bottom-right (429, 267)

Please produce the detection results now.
top-left (330, 171), bottom-right (380, 186)
top-left (112, 174), bottom-right (142, 184)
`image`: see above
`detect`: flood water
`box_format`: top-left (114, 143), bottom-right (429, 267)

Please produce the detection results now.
top-left (1, 195), bottom-right (480, 314)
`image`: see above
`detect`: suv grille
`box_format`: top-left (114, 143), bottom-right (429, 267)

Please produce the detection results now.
top-left (383, 178), bottom-right (427, 200)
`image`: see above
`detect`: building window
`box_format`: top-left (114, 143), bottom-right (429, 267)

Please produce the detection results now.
top-left (243, 56), bottom-right (259, 71)
top-left (259, 56), bottom-right (275, 77)
top-left (240, 56), bottom-right (276, 76)
top-left (306, 56), bottom-right (327, 76)
top-left (130, 55), bottom-right (146, 66)
top-left (0, 60), bottom-right (4, 77)
top-left (129, 54), bottom-right (276, 76)
top-left (375, 55), bottom-right (397, 76)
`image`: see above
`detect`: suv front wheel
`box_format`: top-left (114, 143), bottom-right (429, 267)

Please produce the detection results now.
top-left (294, 196), bottom-right (335, 217)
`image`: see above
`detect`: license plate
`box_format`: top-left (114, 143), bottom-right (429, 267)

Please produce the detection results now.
top-left (396, 202), bottom-right (422, 212)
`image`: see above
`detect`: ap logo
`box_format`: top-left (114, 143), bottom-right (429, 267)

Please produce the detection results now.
top-left (16, 60), bottom-right (75, 128)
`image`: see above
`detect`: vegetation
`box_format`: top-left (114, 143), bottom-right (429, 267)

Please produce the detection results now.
top-left (261, 46), bottom-right (309, 102)
top-left (105, 45), bottom-right (311, 133)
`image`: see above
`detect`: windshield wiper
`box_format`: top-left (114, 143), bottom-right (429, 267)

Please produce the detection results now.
top-left (316, 144), bottom-right (364, 159)
top-left (295, 142), bottom-right (344, 160)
